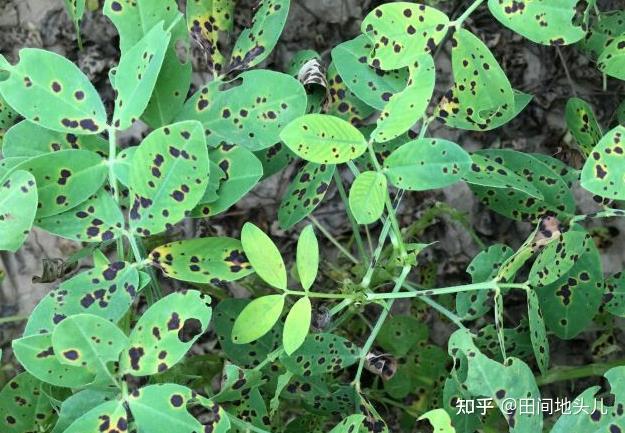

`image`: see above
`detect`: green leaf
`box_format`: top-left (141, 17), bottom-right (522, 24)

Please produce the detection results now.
top-left (12, 333), bottom-right (95, 387)
top-left (527, 289), bottom-right (549, 375)
top-left (331, 35), bottom-right (409, 110)
top-left (383, 138), bottom-right (472, 190)
top-left (283, 296), bottom-right (312, 355)
top-left (227, 0), bottom-right (290, 72)
top-left (349, 170), bottom-right (387, 224)
top-left (63, 400), bottom-right (127, 433)
top-left (280, 333), bottom-right (359, 376)
top-left (0, 372), bottom-right (53, 433)
top-left (35, 188), bottom-right (124, 243)
top-left (241, 222), bottom-right (287, 290)
top-left (129, 120), bottom-right (209, 236)
top-left (361, 2), bottom-right (450, 70)
top-left (111, 146), bottom-right (136, 187)
top-left (64, 0), bottom-right (86, 25)
top-left (537, 237), bottom-right (603, 339)
top-left (121, 290), bottom-right (212, 375)
top-left (13, 149), bottom-right (107, 218)
top-left (232, 294), bottom-right (285, 344)
top-left (111, 21), bottom-right (170, 130)
top-left (52, 389), bottom-right (116, 433)
top-left (565, 97), bottom-right (602, 158)
top-left (296, 225), bottom-right (319, 291)
top-left (418, 409), bottom-right (456, 433)
top-left (255, 142), bottom-right (297, 180)
top-left (488, 0), bottom-right (585, 46)
top-left (150, 237), bottom-right (253, 283)
top-left (579, 10), bottom-right (625, 59)
top-left (373, 55), bottom-right (435, 143)
top-left (605, 271), bottom-right (625, 317)
top-left (0, 49), bottom-right (107, 134)
top-left (0, 93), bottom-right (18, 145)
top-left (280, 114), bottom-right (367, 164)
top-left (598, 35), bottom-right (625, 80)
top-left (328, 415), bottom-right (366, 433)
top-left (3, 120), bottom-right (108, 158)
top-left (437, 29), bottom-right (516, 131)
top-left (278, 162), bottom-right (335, 229)
top-left (51, 314), bottom-right (128, 384)
top-left (191, 143), bottom-right (263, 217)
top-left (104, 0), bottom-right (192, 127)
top-left (326, 63), bottom-right (375, 126)
top-left (25, 261), bottom-right (139, 336)
top-left (531, 153), bottom-right (579, 188)
top-left (378, 315), bottom-right (428, 357)
top-left (186, 0), bottom-right (235, 75)
top-left (581, 126), bottom-right (625, 200)
top-left (0, 170), bottom-right (37, 252)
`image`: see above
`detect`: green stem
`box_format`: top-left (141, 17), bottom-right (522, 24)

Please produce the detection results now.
top-left (452, 0), bottom-right (485, 27)
top-left (126, 233), bottom-right (162, 301)
top-left (0, 315), bottom-right (28, 325)
top-left (285, 290), bottom-right (351, 300)
top-left (366, 279), bottom-right (497, 300)
top-left (402, 282), bottom-right (466, 329)
top-left (308, 215), bottom-right (359, 264)
top-left (108, 128), bottom-right (124, 260)
top-left (333, 169), bottom-right (368, 262)
top-left (537, 359), bottom-right (625, 386)
top-left (360, 216), bottom-right (393, 289)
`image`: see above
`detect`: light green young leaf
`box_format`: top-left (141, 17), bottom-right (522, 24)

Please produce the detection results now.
top-left (580, 125), bottom-right (625, 200)
top-left (280, 333), bottom-right (359, 376)
top-left (0, 170), bottom-right (37, 252)
top-left (241, 222), bottom-right (287, 290)
top-left (121, 290), bottom-right (212, 375)
top-left (331, 35), bottom-right (409, 110)
top-left (383, 138), bottom-right (472, 190)
top-left (51, 314), bottom-right (128, 384)
top-left (328, 415), bottom-right (366, 433)
top-left (488, 0), bottom-right (585, 46)
top-left (598, 35), bottom-right (625, 80)
top-left (3, 120), bottom-right (108, 158)
top-left (129, 120), bottom-right (209, 236)
top-left (527, 289), bottom-right (549, 375)
top-left (361, 2), bottom-right (450, 70)
top-left (232, 294), bottom-right (285, 344)
top-left (565, 97), bottom-right (602, 158)
top-left (63, 400), bottom-right (127, 433)
top-left (111, 21), bottom-right (170, 130)
top-left (104, 0), bottom-right (192, 127)
top-left (281, 114), bottom-right (367, 164)
top-left (0, 49), bottom-right (107, 134)
top-left (227, 0), bottom-right (290, 72)
top-left (110, 146), bottom-right (136, 187)
top-left (349, 170), bottom-right (387, 224)
top-left (373, 55), bottom-right (435, 143)
top-left (418, 409), bottom-right (456, 433)
top-left (283, 296), bottom-right (312, 355)
top-left (0, 93), bottom-right (18, 145)
top-left (150, 237), bottom-right (253, 283)
top-left (0, 372), bottom-right (53, 433)
top-left (278, 162), bottom-right (335, 229)
top-left (296, 224), bottom-right (319, 291)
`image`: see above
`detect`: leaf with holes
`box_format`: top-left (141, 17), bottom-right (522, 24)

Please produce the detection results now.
top-left (488, 0), bottom-right (585, 46)
top-left (419, 409), bottom-right (456, 433)
top-left (331, 35), bottom-right (409, 110)
top-left (349, 171), bottom-right (387, 225)
top-left (280, 333), bottom-right (359, 376)
top-left (150, 237), bottom-right (252, 284)
top-left (104, 0), bottom-right (192, 127)
top-left (0, 49), bottom-right (107, 134)
top-left (121, 290), bottom-right (212, 375)
top-left (241, 222), bottom-right (287, 290)
top-left (3, 120), bottom-right (108, 158)
top-left (111, 21), bottom-right (170, 130)
top-left (281, 114), bottom-right (367, 164)
top-left (283, 296), bottom-right (312, 355)
top-left (128, 120), bottom-right (209, 236)
top-left (25, 261), bottom-right (139, 336)
top-left (0, 170), bottom-right (37, 252)
top-left (51, 314), bottom-right (128, 385)
top-left (383, 138), bottom-right (472, 191)
top-left (565, 97), bottom-right (602, 158)
top-left (36, 188), bottom-right (124, 243)
top-left (63, 400), bottom-right (127, 433)
top-left (278, 161), bottom-right (335, 229)
top-left (232, 295), bottom-right (285, 344)
top-left (297, 225), bottom-right (319, 291)
top-left (581, 126), bottom-right (625, 200)
top-left (227, 0), bottom-right (289, 72)
top-left (0, 372), bottom-right (53, 433)
top-left (361, 2), bottom-right (450, 70)
top-left (526, 289), bottom-right (549, 374)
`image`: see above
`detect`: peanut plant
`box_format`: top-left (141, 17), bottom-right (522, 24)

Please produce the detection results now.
top-left (1, 0), bottom-right (625, 432)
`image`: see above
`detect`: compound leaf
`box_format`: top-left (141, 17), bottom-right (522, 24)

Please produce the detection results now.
top-left (296, 224), bottom-right (319, 291)
top-left (581, 126), bottom-right (625, 200)
top-left (349, 171), bottom-right (387, 224)
top-left (283, 296), bottom-right (312, 355)
top-left (0, 49), bottom-right (107, 134)
top-left (232, 294), bottom-right (285, 344)
top-left (0, 170), bottom-right (37, 252)
top-left (241, 222), bottom-right (287, 290)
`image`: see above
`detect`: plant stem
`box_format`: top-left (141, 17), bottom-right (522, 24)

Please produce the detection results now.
top-left (537, 359), bottom-right (625, 386)
top-left (108, 128), bottom-right (124, 259)
top-left (285, 290), bottom-right (351, 299)
top-left (308, 215), bottom-right (359, 264)
top-left (360, 215), bottom-right (393, 289)
top-left (0, 315), bottom-right (28, 325)
top-left (366, 279), bottom-right (497, 300)
top-left (333, 169), bottom-right (368, 262)
top-left (126, 233), bottom-right (162, 302)
top-left (452, 0), bottom-right (485, 27)
top-left (402, 282), bottom-right (467, 329)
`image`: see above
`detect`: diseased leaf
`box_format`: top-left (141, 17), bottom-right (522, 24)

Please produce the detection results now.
top-left (527, 289), bottom-right (549, 374)
top-left (328, 415), bottom-right (366, 433)
top-left (378, 315), bottom-right (428, 357)
top-left (0, 49), bottom-right (107, 134)
top-left (227, 0), bottom-right (290, 72)
top-left (232, 294), bottom-right (285, 344)
top-left (604, 271), bottom-right (625, 317)
top-left (52, 389), bottom-right (116, 433)
top-left (581, 126), bottom-right (625, 200)
top-left (121, 290), bottom-right (212, 376)
top-left (0, 170), bottom-right (37, 252)
top-left (349, 170), bottom-right (387, 224)
top-left (241, 222), bottom-right (287, 290)
top-left (579, 10), bottom-right (625, 59)
top-left (150, 237), bottom-right (252, 284)
top-left (597, 34), bottom-right (625, 80)
top-left (280, 333), bottom-right (359, 376)
top-left (283, 296), bottom-right (312, 355)
top-left (565, 97), bottom-right (602, 158)
top-left (129, 120), bottom-right (209, 236)
top-left (488, 0), bottom-right (586, 46)
top-left (361, 2), bottom-right (450, 70)
top-left (418, 409), bottom-right (456, 433)
top-left (0, 93), bottom-right (18, 145)
top-left (383, 138), bottom-right (472, 190)
top-left (286, 50), bottom-right (328, 114)
top-left (255, 142), bottom-right (297, 180)
top-left (326, 63), bottom-right (375, 126)
top-left (63, 400), bottom-right (127, 433)
top-left (0, 372), bottom-right (53, 433)
top-left (296, 224), bottom-right (319, 291)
